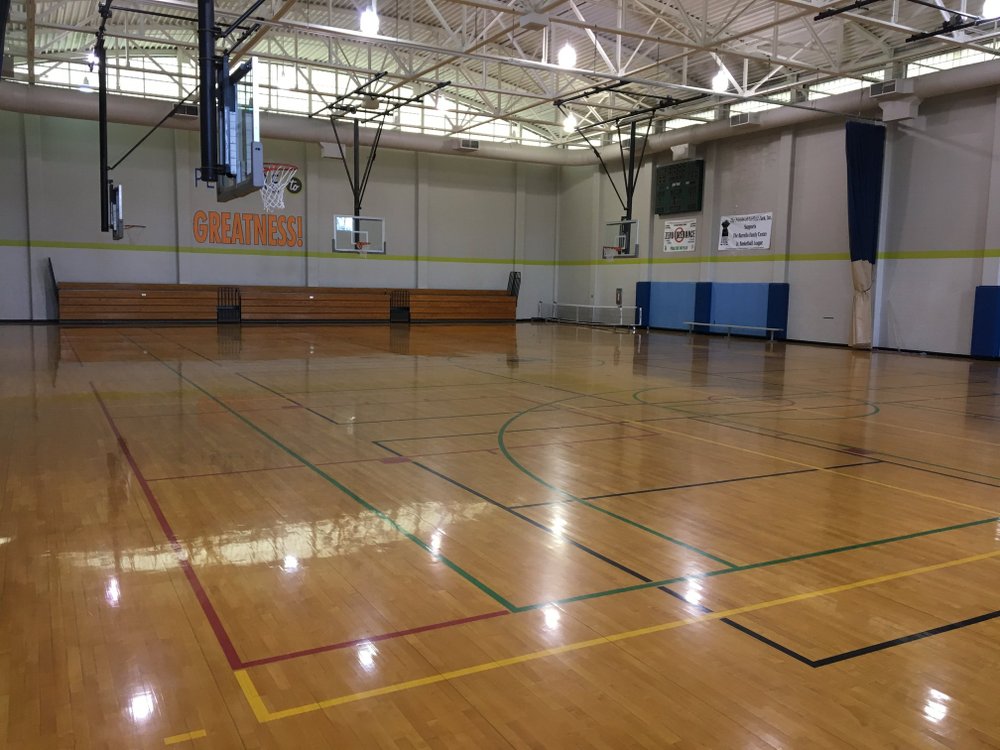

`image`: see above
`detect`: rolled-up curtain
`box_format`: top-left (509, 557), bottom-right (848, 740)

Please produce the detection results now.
top-left (845, 121), bottom-right (886, 349)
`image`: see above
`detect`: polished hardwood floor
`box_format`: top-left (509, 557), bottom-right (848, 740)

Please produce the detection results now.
top-left (1, 321), bottom-right (999, 749)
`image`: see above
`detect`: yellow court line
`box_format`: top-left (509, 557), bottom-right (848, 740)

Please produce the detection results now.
top-left (163, 729), bottom-right (208, 745)
top-left (562, 403), bottom-right (997, 515)
top-left (235, 548), bottom-right (1000, 723)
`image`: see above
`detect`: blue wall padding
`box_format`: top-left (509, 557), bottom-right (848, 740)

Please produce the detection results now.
top-left (971, 286), bottom-right (1000, 358)
top-left (648, 282), bottom-right (698, 330)
top-left (635, 282), bottom-right (650, 326)
top-left (766, 284), bottom-right (790, 336)
top-left (637, 281), bottom-right (789, 339)
top-left (710, 283), bottom-right (771, 334)
top-left (694, 282), bottom-right (713, 334)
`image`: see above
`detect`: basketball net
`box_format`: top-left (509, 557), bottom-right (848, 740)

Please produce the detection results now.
top-left (261, 163), bottom-right (298, 212)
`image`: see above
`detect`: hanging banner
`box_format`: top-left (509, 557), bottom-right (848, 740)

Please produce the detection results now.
top-left (663, 219), bottom-right (697, 253)
top-left (718, 212), bottom-right (773, 251)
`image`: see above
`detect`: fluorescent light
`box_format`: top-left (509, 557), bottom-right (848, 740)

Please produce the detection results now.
top-left (360, 7), bottom-right (380, 36)
top-left (984, 0), bottom-right (1000, 17)
top-left (557, 43), bottom-right (577, 69)
top-left (711, 69), bottom-right (729, 93)
top-left (562, 112), bottom-right (577, 132)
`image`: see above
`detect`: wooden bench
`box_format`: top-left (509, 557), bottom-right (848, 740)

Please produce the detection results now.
top-left (410, 289), bottom-right (517, 322)
top-left (58, 283), bottom-right (219, 321)
top-left (240, 286), bottom-right (390, 321)
top-left (683, 321), bottom-right (785, 340)
top-left (57, 282), bottom-right (516, 323)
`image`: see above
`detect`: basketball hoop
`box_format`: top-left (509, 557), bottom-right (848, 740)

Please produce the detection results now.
top-left (124, 224), bottom-right (147, 245)
top-left (602, 245), bottom-right (624, 259)
top-left (260, 163), bottom-right (298, 212)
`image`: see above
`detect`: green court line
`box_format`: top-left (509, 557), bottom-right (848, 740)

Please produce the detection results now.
top-left (123, 341), bottom-right (519, 612)
top-left (512, 514), bottom-right (1000, 612)
top-left (631, 388), bottom-right (881, 421)
top-left (496, 398), bottom-right (739, 568)
top-left (632, 388), bottom-right (1000, 485)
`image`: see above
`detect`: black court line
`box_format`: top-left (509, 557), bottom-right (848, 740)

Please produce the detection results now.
top-left (578, 460), bottom-right (880, 502)
top-left (238, 372), bottom-right (537, 427)
top-left (673, 413), bottom-right (1000, 489)
top-left (809, 609), bottom-right (1000, 666)
top-left (375, 438), bottom-right (835, 666)
top-left (373, 440), bottom-right (655, 583)
top-left (723, 609), bottom-right (1000, 668)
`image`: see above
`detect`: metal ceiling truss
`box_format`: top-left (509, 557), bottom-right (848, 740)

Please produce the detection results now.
top-left (6, 0), bottom-right (1000, 145)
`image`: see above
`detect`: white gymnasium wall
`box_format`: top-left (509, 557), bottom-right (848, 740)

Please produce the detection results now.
top-left (878, 89), bottom-right (998, 354)
top-left (554, 90), bottom-right (1000, 355)
top-left (0, 111), bottom-right (556, 320)
top-left (5, 85), bottom-right (1000, 353)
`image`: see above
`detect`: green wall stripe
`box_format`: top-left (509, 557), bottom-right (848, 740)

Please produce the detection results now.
top-left (3, 238), bottom-right (1000, 265)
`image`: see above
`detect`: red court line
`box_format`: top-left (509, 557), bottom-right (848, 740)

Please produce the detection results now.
top-left (147, 464), bottom-right (307, 482)
top-left (240, 610), bottom-right (510, 669)
top-left (92, 384), bottom-right (518, 671)
top-left (92, 383), bottom-right (245, 670)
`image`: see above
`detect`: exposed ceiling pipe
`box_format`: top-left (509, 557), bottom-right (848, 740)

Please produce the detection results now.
top-left (3, 58), bottom-right (1000, 167)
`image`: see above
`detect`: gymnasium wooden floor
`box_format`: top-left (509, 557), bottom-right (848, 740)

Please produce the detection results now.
top-left (1, 322), bottom-right (999, 749)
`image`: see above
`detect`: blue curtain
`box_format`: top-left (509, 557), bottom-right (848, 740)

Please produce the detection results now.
top-left (845, 121), bottom-right (886, 264)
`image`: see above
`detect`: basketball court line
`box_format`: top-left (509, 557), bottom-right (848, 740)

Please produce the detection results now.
top-left (852, 416), bottom-right (1000, 448)
top-left (493, 407), bottom-right (739, 568)
top-left (510, 514), bottom-right (1000, 611)
top-left (384, 445), bottom-right (879, 667)
top-left (141, 328), bottom-right (222, 366)
top-left (95, 335), bottom-right (1000, 713)
top-left (236, 372), bottom-right (560, 426)
top-left (74, 378), bottom-right (1000, 680)
top-left (520, 396), bottom-right (999, 515)
top-left (234, 548), bottom-right (1000, 723)
top-left (374, 440), bottom-right (669, 584)
top-left (116, 338), bottom-right (520, 612)
top-left (163, 729), bottom-right (208, 745)
top-left (93, 381), bottom-right (521, 670)
top-left (92, 384), bottom-right (245, 670)
top-left (507, 462), bottom-right (875, 509)
top-left (581, 460), bottom-right (878, 501)
top-left (240, 610), bottom-right (511, 669)
top-left (681, 410), bottom-right (1000, 487)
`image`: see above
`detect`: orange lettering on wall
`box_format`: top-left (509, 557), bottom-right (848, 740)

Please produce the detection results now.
top-left (208, 212), bottom-right (222, 244)
top-left (192, 210), bottom-right (305, 247)
top-left (282, 215), bottom-right (296, 247)
top-left (230, 212), bottom-right (244, 245)
top-left (192, 211), bottom-right (208, 243)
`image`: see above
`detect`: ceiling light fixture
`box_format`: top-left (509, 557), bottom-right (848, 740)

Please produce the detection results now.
top-left (360, 7), bottom-right (380, 36)
top-left (983, 0), bottom-right (1000, 17)
top-left (711, 69), bottom-right (729, 93)
top-left (562, 112), bottom-right (578, 132)
top-left (557, 43), bottom-right (577, 69)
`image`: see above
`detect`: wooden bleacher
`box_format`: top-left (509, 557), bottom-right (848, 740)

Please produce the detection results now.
top-left (58, 283), bottom-right (219, 321)
top-left (56, 282), bottom-right (517, 323)
top-left (240, 286), bottom-right (390, 321)
top-left (409, 289), bottom-right (517, 322)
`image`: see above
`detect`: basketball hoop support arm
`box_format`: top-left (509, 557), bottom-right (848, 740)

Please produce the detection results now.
top-left (197, 0), bottom-right (219, 183)
top-left (96, 0), bottom-right (112, 232)
top-left (326, 79), bottom-right (448, 216)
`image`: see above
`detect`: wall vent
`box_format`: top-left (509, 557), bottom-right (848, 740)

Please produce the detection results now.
top-left (729, 112), bottom-right (760, 128)
top-left (454, 139), bottom-right (480, 151)
top-left (869, 79), bottom-right (914, 98)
